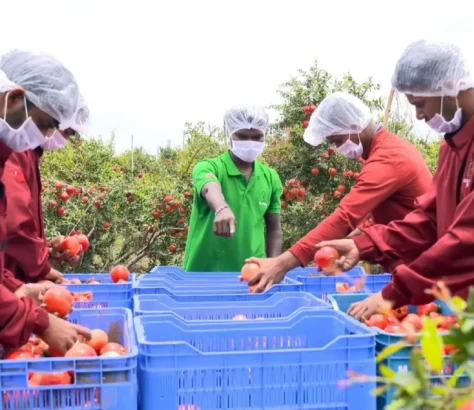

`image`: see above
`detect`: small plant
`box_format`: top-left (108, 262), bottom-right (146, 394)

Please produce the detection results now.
top-left (341, 283), bottom-right (474, 410)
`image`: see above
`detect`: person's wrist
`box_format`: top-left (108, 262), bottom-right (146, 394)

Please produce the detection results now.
top-left (14, 284), bottom-right (28, 298)
top-left (215, 204), bottom-right (229, 216)
top-left (278, 251), bottom-right (300, 273)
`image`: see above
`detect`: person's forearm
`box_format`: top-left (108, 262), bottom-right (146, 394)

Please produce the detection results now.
top-left (201, 182), bottom-right (227, 211)
top-left (277, 251), bottom-right (301, 272)
top-left (266, 229), bottom-right (283, 257)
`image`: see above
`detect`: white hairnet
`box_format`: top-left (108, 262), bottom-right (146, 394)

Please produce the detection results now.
top-left (224, 105), bottom-right (270, 137)
top-left (392, 40), bottom-right (474, 97)
top-left (60, 94), bottom-right (90, 135)
top-left (303, 92), bottom-right (372, 146)
top-left (0, 49), bottom-right (80, 124)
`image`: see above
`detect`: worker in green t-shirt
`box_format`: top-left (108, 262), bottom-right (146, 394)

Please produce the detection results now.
top-left (183, 105), bottom-right (284, 272)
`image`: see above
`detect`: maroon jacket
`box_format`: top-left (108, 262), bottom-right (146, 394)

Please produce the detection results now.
top-left (3, 149), bottom-right (51, 285)
top-left (290, 128), bottom-right (432, 269)
top-left (0, 142), bottom-right (49, 348)
top-left (354, 116), bottom-right (474, 308)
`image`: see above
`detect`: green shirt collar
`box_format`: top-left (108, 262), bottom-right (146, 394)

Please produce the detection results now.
top-left (222, 150), bottom-right (263, 177)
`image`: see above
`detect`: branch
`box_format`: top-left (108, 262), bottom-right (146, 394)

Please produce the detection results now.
top-left (112, 230), bottom-right (162, 267)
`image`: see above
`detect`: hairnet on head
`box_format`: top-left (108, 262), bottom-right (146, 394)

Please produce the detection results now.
top-left (392, 40), bottom-right (474, 97)
top-left (224, 105), bottom-right (270, 137)
top-left (0, 49), bottom-right (80, 124)
top-left (60, 94), bottom-right (90, 135)
top-left (303, 92), bottom-right (372, 146)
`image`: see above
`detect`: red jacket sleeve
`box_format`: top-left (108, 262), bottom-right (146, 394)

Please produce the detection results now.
top-left (4, 154), bottom-right (51, 282)
top-left (353, 181), bottom-right (474, 307)
top-left (380, 190), bottom-right (474, 307)
top-left (353, 182), bottom-right (438, 270)
top-left (3, 269), bottom-right (24, 292)
top-left (0, 280), bottom-right (49, 348)
top-left (290, 157), bottom-right (412, 266)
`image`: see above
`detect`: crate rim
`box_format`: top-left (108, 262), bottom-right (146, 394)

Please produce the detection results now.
top-left (134, 310), bottom-right (377, 355)
top-left (0, 307), bottom-right (139, 364)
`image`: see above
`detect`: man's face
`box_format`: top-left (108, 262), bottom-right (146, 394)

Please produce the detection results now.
top-left (231, 129), bottom-right (264, 143)
top-left (326, 134), bottom-right (358, 148)
top-left (407, 94), bottom-right (458, 122)
top-left (0, 88), bottom-right (59, 135)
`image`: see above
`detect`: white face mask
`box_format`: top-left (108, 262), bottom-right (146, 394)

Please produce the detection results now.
top-left (0, 92), bottom-right (47, 152)
top-left (336, 135), bottom-right (363, 160)
top-left (231, 140), bottom-right (265, 163)
top-left (41, 130), bottom-right (68, 151)
top-left (426, 98), bottom-right (463, 134)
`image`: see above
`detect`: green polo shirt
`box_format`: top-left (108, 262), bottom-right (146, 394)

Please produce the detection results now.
top-left (184, 150), bottom-right (283, 272)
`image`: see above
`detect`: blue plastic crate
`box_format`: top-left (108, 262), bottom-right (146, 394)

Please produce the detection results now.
top-left (328, 293), bottom-right (469, 407)
top-left (61, 273), bottom-right (136, 310)
top-left (135, 309), bottom-right (376, 410)
top-left (297, 273), bottom-right (392, 301)
top-left (134, 277), bottom-right (302, 296)
top-left (0, 308), bottom-right (138, 410)
top-left (133, 292), bottom-right (330, 319)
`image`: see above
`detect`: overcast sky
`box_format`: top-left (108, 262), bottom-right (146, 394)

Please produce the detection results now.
top-left (2, 0), bottom-right (473, 153)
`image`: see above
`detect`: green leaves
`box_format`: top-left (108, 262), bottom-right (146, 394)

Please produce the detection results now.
top-left (420, 317), bottom-right (444, 372)
top-left (377, 340), bottom-right (409, 363)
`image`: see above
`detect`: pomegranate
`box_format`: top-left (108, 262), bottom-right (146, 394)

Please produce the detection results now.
top-left (240, 262), bottom-right (260, 282)
top-left (75, 234), bottom-right (90, 252)
top-left (65, 343), bottom-right (97, 358)
top-left (59, 192), bottom-right (70, 201)
top-left (43, 287), bottom-right (74, 318)
top-left (100, 342), bottom-right (126, 356)
top-left (110, 265), bottom-right (130, 283)
top-left (59, 236), bottom-right (81, 257)
top-left (314, 246), bottom-right (340, 270)
top-left (101, 351), bottom-right (121, 358)
top-left (7, 350), bottom-right (34, 360)
top-left (29, 372), bottom-right (72, 386)
top-left (87, 329), bottom-right (109, 354)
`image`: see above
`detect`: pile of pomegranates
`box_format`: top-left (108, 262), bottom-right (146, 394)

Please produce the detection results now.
top-left (363, 302), bottom-right (459, 354)
top-left (4, 330), bottom-right (127, 386)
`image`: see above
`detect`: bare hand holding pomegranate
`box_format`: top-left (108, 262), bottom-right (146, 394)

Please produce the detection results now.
top-left (39, 314), bottom-right (92, 355)
top-left (315, 239), bottom-right (360, 271)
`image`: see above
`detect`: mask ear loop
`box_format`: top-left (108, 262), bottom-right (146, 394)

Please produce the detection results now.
top-left (3, 92), bottom-right (9, 120)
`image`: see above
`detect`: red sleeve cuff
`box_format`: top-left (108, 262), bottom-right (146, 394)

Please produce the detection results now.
top-left (353, 232), bottom-right (376, 260)
top-left (32, 307), bottom-right (50, 335)
top-left (288, 244), bottom-right (312, 267)
top-left (381, 281), bottom-right (411, 309)
top-left (3, 270), bottom-right (24, 291)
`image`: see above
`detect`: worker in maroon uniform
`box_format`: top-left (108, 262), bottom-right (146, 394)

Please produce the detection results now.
top-left (244, 92), bottom-right (432, 291)
top-left (0, 49), bottom-right (90, 351)
top-left (317, 40), bottom-right (474, 319)
top-left (2, 97), bottom-right (89, 289)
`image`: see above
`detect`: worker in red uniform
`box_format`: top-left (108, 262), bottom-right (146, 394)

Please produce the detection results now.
top-left (2, 97), bottom-right (90, 288)
top-left (245, 91), bottom-right (432, 291)
top-left (315, 40), bottom-right (474, 319)
top-left (0, 49), bottom-right (91, 351)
